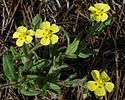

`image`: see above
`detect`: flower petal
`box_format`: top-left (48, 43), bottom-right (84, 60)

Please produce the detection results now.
top-left (94, 3), bottom-right (104, 9)
top-left (91, 70), bottom-right (100, 80)
top-left (94, 87), bottom-right (106, 96)
top-left (40, 37), bottom-right (50, 46)
top-left (50, 34), bottom-right (59, 44)
top-left (17, 26), bottom-right (27, 33)
top-left (16, 38), bottom-right (25, 47)
top-left (87, 81), bottom-right (98, 91)
top-left (40, 21), bottom-right (50, 30)
top-left (102, 4), bottom-right (110, 12)
top-left (91, 14), bottom-right (100, 22)
top-left (25, 35), bottom-right (33, 44)
top-left (50, 24), bottom-right (59, 33)
top-left (27, 29), bottom-right (35, 36)
top-left (101, 71), bottom-right (110, 81)
top-left (95, 16), bottom-right (101, 22)
top-left (105, 82), bottom-right (114, 93)
top-left (100, 13), bottom-right (108, 22)
top-left (13, 32), bottom-right (21, 38)
top-left (88, 6), bottom-right (96, 12)
top-left (35, 29), bottom-right (44, 38)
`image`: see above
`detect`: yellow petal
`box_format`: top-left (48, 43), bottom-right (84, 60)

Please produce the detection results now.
top-left (13, 32), bottom-right (21, 38)
top-left (50, 24), bottom-right (59, 33)
top-left (105, 82), bottom-right (114, 92)
top-left (102, 4), bottom-right (110, 12)
top-left (94, 87), bottom-right (106, 96)
top-left (17, 26), bottom-right (27, 33)
top-left (88, 6), bottom-right (96, 12)
top-left (35, 29), bottom-right (43, 38)
top-left (95, 15), bottom-right (101, 22)
top-left (94, 3), bottom-right (104, 9)
top-left (40, 37), bottom-right (50, 46)
top-left (101, 71), bottom-right (110, 81)
top-left (16, 38), bottom-right (25, 47)
top-left (100, 13), bottom-right (108, 22)
top-left (40, 21), bottom-right (50, 30)
top-left (25, 35), bottom-right (33, 44)
top-left (87, 81), bottom-right (98, 91)
top-left (27, 29), bottom-right (35, 36)
top-left (91, 14), bottom-right (100, 22)
top-left (50, 34), bottom-right (59, 44)
top-left (91, 70), bottom-right (100, 80)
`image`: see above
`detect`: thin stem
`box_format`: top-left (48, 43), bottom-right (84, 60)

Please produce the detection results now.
top-left (29, 43), bottom-right (42, 54)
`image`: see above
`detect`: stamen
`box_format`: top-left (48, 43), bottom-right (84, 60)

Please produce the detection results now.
top-left (99, 86), bottom-right (101, 88)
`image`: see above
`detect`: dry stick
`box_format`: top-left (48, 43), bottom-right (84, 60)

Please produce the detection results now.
top-left (62, 1), bottom-right (74, 21)
top-left (47, 5), bottom-right (56, 23)
top-left (105, 95), bottom-right (108, 100)
top-left (65, 0), bottom-right (69, 9)
top-left (0, 19), bottom-right (14, 55)
top-left (4, 0), bottom-right (21, 29)
top-left (5, 19), bottom-right (14, 42)
top-left (1, 7), bottom-right (5, 35)
top-left (21, 94), bottom-right (26, 100)
top-left (23, 4), bottom-right (32, 25)
top-left (89, 33), bottom-right (107, 73)
top-left (28, 6), bottom-right (33, 21)
top-left (73, 10), bottom-right (79, 33)
top-left (5, 0), bottom-right (13, 28)
top-left (111, 26), bottom-right (120, 100)
top-left (55, 0), bottom-right (61, 8)
top-left (2, 0), bottom-right (9, 15)
top-left (121, 74), bottom-right (125, 99)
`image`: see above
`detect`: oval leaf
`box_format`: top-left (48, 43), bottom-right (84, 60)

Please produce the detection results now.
top-left (2, 54), bottom-right (16, 81)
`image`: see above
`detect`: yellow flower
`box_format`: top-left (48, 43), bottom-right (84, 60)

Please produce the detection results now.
top-left (35, 21), bottom-right (59, 46)
top-left (87, 70), bottom-right (114, 96)
top-left (89, 3), bottom-right (110, 22)
top-left (13, 26), bottom-right (35, 47)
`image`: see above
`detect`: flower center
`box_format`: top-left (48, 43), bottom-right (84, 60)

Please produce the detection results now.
top-left (95, 79), bottom-right (105, 88)
top-left (95, 9), bottom-right (104, 16)
top-left (99, 80), bottom-right (103, 83)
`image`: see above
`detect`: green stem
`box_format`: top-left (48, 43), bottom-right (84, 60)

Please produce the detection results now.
top-left (29, 43), bottom-right (42, 54)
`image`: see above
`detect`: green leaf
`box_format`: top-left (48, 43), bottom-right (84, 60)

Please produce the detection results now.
top-left (2, 54), bottom-right (16, 81)
top-left (31, 14), bottom-right (42, 30)
top-left (61, 27), bottom-right (70, 46)
top-left (10, 46), bottom-right (18, 57)
top-left (91, 18), bottom-right (112, 35)
top-left (25, 75), bottom-right (38, 84)
top-left (78, 48), bottom-right (99, 58)
top-left (65, 73), bottom-right (77, 81)
top-left (65, 31), bottom-right (83, 55)
top-left (21, 57), bottom-right (33, 72)
top-left (49, 64), bottom-right (69, 74)
top-left (41, 85), bottom-right (47, 95)
top-left (49, 83), bottom-right (61, 93)
top-left (20, 88), bottom-right (39, 96)
top-left (103, 18), bottom-right (111, 26)
top-left (30, 59), bottom-right (51, 71)
top-left (27, 75), bottom-right (38, 80)
top-left (56, 64), bottom-right (69, 70)
top-left (65, 53), bottom-right (78, 59)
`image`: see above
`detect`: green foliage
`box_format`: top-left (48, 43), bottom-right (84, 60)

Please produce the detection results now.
top-left (2, 13), bottom-right (115, 98)
top-left (2, 54), bottom-right (16, 81)
top-left (89, 17), bottom-right (112, 35)
top-left (65, 30), bottom-right (83, 56)
top-left (78, 49), bottom-right (99, 58)
top-left (20, 88), bottom-right (40, 96)
top-left (31, 14), bottom-right (42, 31)
top-left (49, 82), bottom-right (61, 93)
